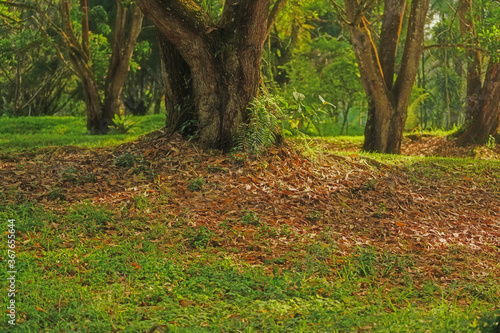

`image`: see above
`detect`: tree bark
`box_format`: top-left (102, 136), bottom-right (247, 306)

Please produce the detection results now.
top-left (457, 0), bottom-right (483, 121)
top-left (137, 0), bottom-right (284, 149)
top-left (344, 0), bottom-right (430, 154)
top-left (60, 0), bottom-right (103, 132)
top-left (103, 0), bottom-right (144, 120)
top-left (456, 61), bottom-right (500, 145)
top-left (455, 0), bottom-right (500, 145)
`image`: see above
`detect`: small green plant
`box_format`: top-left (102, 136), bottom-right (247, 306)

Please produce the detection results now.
top-left (364, 179), bottom-right (377, 191)
top-left (114, 152), bottom-right (139, 168)
top-left (280, 224), bottom-right (294, 238)
top-left (60, 167), bottom-right (78, 182)
top-left (66, 201), bottom-right (112, 235)
top-left (282, 90), bottom-right (329, 136)
top-left (183, 226), bottom-right (215, 248)
top-left (77, 172), bottom-right (97, 184)
top-left (112, 111), bottom-right (137, 134)
top-left (486, 135), bottom-right (496, 149)
top-left (259, 223), bottom-right (279, 238)
top-left (133, 193), bottom-right (150, 211)
top-left (373, 203), bottom-right (387, 218)
top-left (233, 92), bottom-right (283, 152)
top-left (230, 152), bottom-right (246, 163)
top-left (241, 210), bottom-right (261, 226)
top-left (48, 187), bottom-right (65, 201)
top-left (207, 164), bottom-right (227, 173)
top-left (353, 246), bottom-right (378, 277)
top-left (306, 210), bottom-right (322, 223)
top-left (187, 178), bottom-right (205, 192)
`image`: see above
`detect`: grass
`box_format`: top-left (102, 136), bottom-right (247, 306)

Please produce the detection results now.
top-left (0, 115), bottom-right (165, 154)
top-left (1, 201), bottom-right (498, 332)
top-left (0, 118), bottom-right (499, 331)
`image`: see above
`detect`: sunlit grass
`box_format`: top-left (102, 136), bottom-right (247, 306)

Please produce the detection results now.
top-left (0, 115), bottom-right (165, 154)
top-left (0, 201), bottom-right (498, 332)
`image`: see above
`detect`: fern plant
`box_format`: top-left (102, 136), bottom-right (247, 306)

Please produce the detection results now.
top-left (233, 92), bottom-right (283, 152)
top-left (112, 110), bottom-right (137, 134)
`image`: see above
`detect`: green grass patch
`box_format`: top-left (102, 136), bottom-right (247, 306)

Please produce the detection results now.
top-left (0, 115), bottom-right (165, 154)
top-left (0, 201), bottom-right (498, 332)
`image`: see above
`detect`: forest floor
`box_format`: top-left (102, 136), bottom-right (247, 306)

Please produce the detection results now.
top-left (1, 131), bottom-right (499, 332)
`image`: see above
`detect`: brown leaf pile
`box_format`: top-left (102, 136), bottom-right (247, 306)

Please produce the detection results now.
top-left (1, 131), bottom-right (499, 281)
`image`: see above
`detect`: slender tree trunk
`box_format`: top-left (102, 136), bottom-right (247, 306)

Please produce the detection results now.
top-left (60, 0), bottom-right (104, 132)
top-left (137, 0), bottom-right (282, 149)
top-left (458, 0), bottom-right (483, 121)
top-left (344, 0), bottom-right (430, 154)
top-left (274, 20), bottom-right (300, 86)
top-left (103, 0), bottom-right (144, 120)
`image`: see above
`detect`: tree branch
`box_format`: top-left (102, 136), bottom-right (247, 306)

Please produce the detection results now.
top-left (423, 42), bottom-right (486, 54)
top-left (266, 0), bottom-right (288, 37)
top-left (0, 1), bottom-right (35, 11)
top-left (330, 0), bottom-right (377, 27)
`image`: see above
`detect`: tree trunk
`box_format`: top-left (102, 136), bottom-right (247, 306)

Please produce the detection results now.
top-left (137, 0), bottom-right (283, 149)
top-left (103, 0), bottom-right (144, 120)
top-left (455, 0), bottom-right (500, 145)
top-left (458, 0), bottom-right (483, 121)
top-left (59, 0), bottom-right (142, 133)
top-left (60, 0), bottom-right (104, 133)
top-left (456, 61), bottom-right (500, 145)
top-left (344, 0), bottom-right (430, 154)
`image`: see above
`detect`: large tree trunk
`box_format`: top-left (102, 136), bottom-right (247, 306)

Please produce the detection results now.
top-left (456, 61), bottom-right (500, 145)
top-left (103, 0), bottom-right (144, 120)
top-left (137, 0), bottom-right (284, 149)
top-left (344, 0), bottom-right (430, 154)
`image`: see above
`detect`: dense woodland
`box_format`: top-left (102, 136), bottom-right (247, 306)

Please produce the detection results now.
top-left (0, 0), bottom-right (499, 152)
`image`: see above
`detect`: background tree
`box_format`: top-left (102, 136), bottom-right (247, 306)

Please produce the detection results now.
top-left (2, 0), bottom-right (144, 131)
top-left (456, 0), bottom-right (500, 145)
top-left (122, 28), bottom-right (164, 116)
top-left (58, 0), bottom-right (144, 132)
top-left (0, 1), bottom-right (76, 117)
top-left (136, 0), bottom-right (287, 149)
top-left (332, 0), bottom-right (431, 154)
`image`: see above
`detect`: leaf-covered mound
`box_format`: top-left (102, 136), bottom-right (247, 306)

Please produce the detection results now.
top-left (2, 130), bottom-right (499, 257)
top-left (1, 130), bottom-right (499, 330)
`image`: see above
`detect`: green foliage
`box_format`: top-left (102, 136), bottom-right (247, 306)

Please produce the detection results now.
top-left (233, 92), bottom-right (283, 152)
top-left (60, 167), bottom-right (78, 182)
top-left (112, 111), bottom-right (138, 134)
top-left (90, 5), bottom-right (111, 35)
top-left (279, 33), bottom-right (365, 136)
top-left (66, 201), bottom-right (112, 235)
top-left (187, 178), bottom-right (205, 192)
top-left (114, 152), bottom-right (139, 168)
top-left (48, 187), bottom-right (65, 201)
top-left (183, 226), bottom-right (215, 248)
top-left (240, 210), bottom-right (261, 226)
top-left (0, 10), bottom-right (76, 117)
top-left (479, 26), bottom-right (500, 62)
top-left (89, 33), bottom-right (111, 88)
top-left (282, 89), bottom-right (328, 136)
top-left (487, 135), bottom-right (496, 149)
top-left (0, 201), bottom-right (52, 232)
